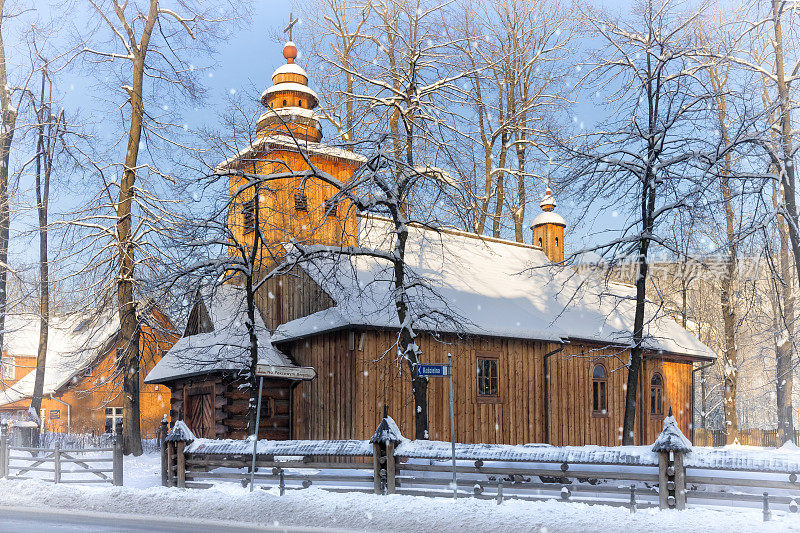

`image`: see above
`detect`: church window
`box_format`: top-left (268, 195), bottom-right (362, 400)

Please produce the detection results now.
top-left (555, 237), bottom-right (559, 247)
top-left (650, 373), bottom-right (664, 416)
top-left (324, 198), bottom-right (339, 217)
top-left (282, 99), bottom-right (287, 106)
top-left (538, 237), bottom-right (543, 247)
top-left (592, 364), bottom-right (607, 416)
top-left (241, 197), bottom-right (256, 234)
top-left (295, 191), bottom-right (308, 211)
top-left (477, 357), bottom-right (499, 400)
top-left (298, 100), bottom-right (302, 107)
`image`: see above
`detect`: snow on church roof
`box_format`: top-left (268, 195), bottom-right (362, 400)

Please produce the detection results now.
top-left (145, 285), bottom-right (294, 384)
top-left (272, 217), bottom-right (715, 360)
top-left (0, 310), bottom-right (120, 407)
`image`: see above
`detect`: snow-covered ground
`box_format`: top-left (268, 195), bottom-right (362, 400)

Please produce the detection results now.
top-left (1, 452), bottom-right (799, 532)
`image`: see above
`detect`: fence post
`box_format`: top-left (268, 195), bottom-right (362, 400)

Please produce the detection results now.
top-left (629, 484), bottom-right (637, 514)
top-left (113, 433), bottom-right (123, 486)
top-left (176, 441), bottom-right (186, 488)
top-left (370, 410), bottom-right (403, 496)
top-left (386, 441), bottom-right (396, 495)
top-left (763, 492), bottom-right (771, 522)
top-left (652, 409), bottom-right (691, 511)
top-left (372, 442), bottom-right (382, 495)
top-left (496, 480), bottom-right (503, 505)
top-left (159, 416), bottom-right (168, 487)
top-left (53, 442), bottom-right (61, 484)
top-left (0, 422), bottom-right (7, 478)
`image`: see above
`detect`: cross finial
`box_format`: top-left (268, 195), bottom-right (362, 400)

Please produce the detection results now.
top-left (284, 12), bottom-right (298, 42)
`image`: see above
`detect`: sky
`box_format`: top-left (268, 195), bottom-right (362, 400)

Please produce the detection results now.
top-left (5, 0), bottom-right (665, 274)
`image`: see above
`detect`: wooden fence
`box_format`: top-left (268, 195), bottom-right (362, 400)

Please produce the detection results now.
top-left (694, 428), bottom-right (800, 448)
top-left (161, 417), bottom-right (800, 518)
top-left (0, 423), bottom-right (123, 486)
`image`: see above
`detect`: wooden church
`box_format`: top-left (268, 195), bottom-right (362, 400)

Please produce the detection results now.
top-left (146, 40), bottom-right (715, 447)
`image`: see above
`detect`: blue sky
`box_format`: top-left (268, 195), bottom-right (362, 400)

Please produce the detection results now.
top-left (7, 0), bottom-right (649, 269)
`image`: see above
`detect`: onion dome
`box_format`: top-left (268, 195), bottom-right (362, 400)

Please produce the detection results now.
top-left (531, 186), bottom-right (565, 228)
top-left (257, 42), bottom-right (322, 142)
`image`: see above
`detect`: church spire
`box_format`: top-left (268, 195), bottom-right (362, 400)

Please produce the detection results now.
top-left (256, 28), bottom-right (322, 143)
top-left (530, 184), bottom-right (566, 263)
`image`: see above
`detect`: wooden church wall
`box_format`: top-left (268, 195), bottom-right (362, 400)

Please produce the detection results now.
top-left (285, 330), bottom-right (695, 446)
top-left (254, 266), bottom-right (335, 331)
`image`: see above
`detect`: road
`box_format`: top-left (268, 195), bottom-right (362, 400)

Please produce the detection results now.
top-left (0, 506), bottom-right (348, 533)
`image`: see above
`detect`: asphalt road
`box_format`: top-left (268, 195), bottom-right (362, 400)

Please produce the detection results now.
top-left (0, 506), bottom-right (348, 533)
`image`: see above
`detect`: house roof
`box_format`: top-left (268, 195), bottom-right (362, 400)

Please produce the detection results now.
top-left (272, 217), bottom-right (715, 361)
top-left (145, 285), bottom-right (294, 384)
top-left (0, 310), bottom-right (120, 407)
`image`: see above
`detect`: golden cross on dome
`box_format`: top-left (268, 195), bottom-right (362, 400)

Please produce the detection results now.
top-left (284, 13), bottom-right (298, 42)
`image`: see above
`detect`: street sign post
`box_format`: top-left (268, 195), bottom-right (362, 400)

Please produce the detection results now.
top-left (416, 357), bottom-right (457, 499)
top-left (255, 364), bottom-right (317, 381)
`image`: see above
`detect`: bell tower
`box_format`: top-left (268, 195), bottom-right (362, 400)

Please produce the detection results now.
top-left (530, 186), bottom-right (566, 263)
top-left (225, 35), bottom-right (364, 257)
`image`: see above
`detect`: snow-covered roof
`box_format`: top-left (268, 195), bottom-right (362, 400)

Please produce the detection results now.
top-left (165, 420), bottom-right (196, 443)
top-left (217, 134), bottom-right (366, 171)
top-left (651, 414), bottom-right (693, 453)
top-left (273, 217), bottom-right (715, 360)
top-left (145, 285), bottom-right (294, 384)
top-left (0, 310), bottom-right (120, 407)
top-left (272, 62), bottom-right (308, 80)
top-left (531, 211), bottom-right (566, 227)
top-left (262, 82), bottom-right (319, 101)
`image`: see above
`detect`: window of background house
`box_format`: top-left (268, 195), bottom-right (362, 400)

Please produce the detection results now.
top-left (477, 357), bottom-right (499, 399)
top-left (294, 191), bottom-right (308, 211)
top-left (105, 407), bottom-right (123, 435)
top-left (1, 356), bottom-right (13, 380)
top-left (592, 364), bottom-right (607, 416)
top-left (650, 373), bottom-right (664, 417)
top-left (50, 409), bottom-right (60, 420)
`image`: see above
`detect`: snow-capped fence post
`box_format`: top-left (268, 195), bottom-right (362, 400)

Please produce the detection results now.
top-left (0, 422), bottom-right (7, 478)
top-left (159, 416), bottom-right (168, 487)
top-left (763, 493), bottom-right (771, 522)
top-left (652, 409), bottom-right (691, 510)
top-left (165, 421), bottom-right (195, 489)
top-left (496, 480), bottom-right (503, 504)
top-left (113, 433), bottom-right (124, 486)
top-left (370, 411), bottom-right (403, 495)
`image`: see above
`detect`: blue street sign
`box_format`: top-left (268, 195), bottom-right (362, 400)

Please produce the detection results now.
top-left (416, 364), bottom-right (451, 377)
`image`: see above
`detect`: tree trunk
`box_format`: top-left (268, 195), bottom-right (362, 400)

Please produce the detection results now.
top-left (772, 0), bottom-right (797, 446)
top-left (30, 70), bottom-right (53, 443)
top-left (777, 204), bottom-right (795, 444)
top-left (0, 0), bottom-right (16, 382)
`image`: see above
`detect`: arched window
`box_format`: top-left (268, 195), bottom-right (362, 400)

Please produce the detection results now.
top-left (650, 373), bottom-right (664, 416)
top-left (592, 364), bottom-right (607, 416)
top-left (298, 100), bottom-right (303, 107)
top-left (538, 237), bottom-right (543, 247)
top-left (555, 237), bottom-right (559, 248)
top-left (282, 99), bottom-right (287, 106)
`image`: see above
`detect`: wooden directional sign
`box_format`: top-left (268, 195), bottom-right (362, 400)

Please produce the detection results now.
top-left (256, 364), bottom-right (317, 381)
top-left (416, 364), bottom-right (452, 377)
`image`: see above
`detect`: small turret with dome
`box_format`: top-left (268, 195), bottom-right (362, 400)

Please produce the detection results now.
top-left (257, 38), bottom-right (323, 142)
top-left (530, 184), bottom-right (566, 263)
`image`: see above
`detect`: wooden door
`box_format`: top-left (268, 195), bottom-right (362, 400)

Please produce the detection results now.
top-left (185, 385), bottom-right (214, 438)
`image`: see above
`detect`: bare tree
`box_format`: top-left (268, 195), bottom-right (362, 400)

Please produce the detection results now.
top-left (77, 0), bottom-right (235, 455)
top-left (562, 0), bottom-right (744, 445)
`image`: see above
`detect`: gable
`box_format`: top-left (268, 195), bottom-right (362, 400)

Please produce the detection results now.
top-left (184, 296), bottom-right (214, 337)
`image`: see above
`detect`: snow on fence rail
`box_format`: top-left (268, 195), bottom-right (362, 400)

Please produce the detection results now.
top-left (159, 415), bottom-right (800, 518)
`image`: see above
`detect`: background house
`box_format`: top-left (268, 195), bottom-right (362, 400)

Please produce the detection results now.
top-left (0, 304), bottom-right (177, 438)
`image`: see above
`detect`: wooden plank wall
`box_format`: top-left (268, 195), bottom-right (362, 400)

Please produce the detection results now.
top-left (255, 266), bottom-right (335, 330)
top-left (288, 331), bottom-right (356, 440)
top-left (286, 330), bottom-right (696, 447)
